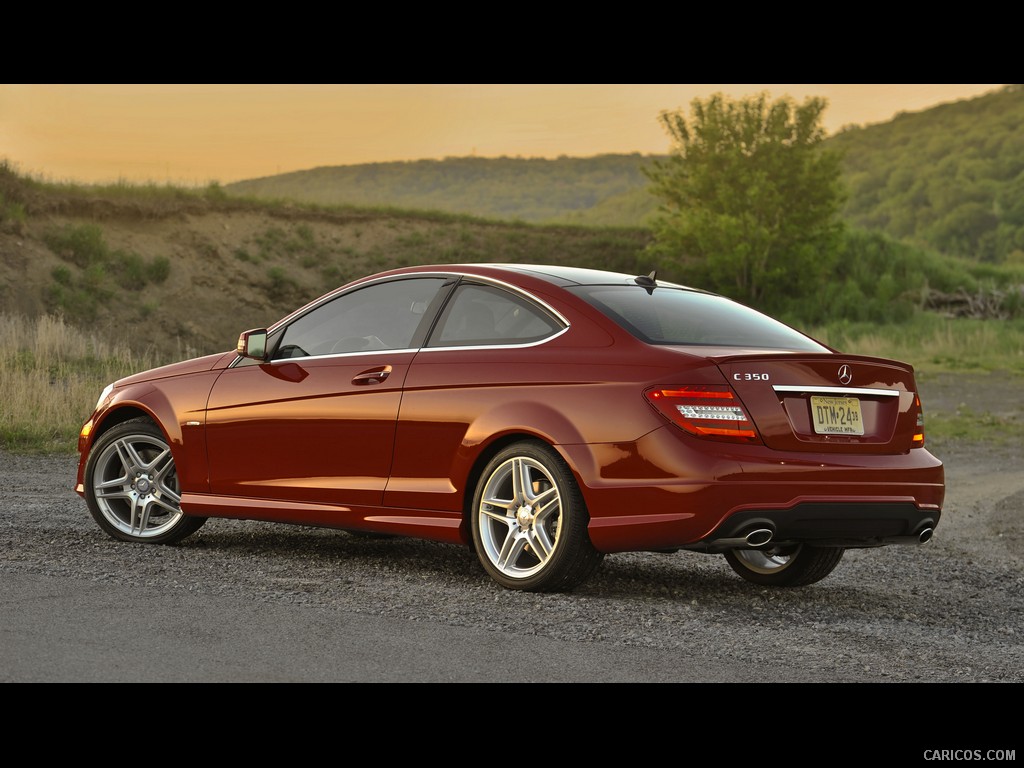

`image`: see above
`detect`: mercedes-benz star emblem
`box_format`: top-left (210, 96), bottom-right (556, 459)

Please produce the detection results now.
top-left (838, 364), bottom-right (852, 385)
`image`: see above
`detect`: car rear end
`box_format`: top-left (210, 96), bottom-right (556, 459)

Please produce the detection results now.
top-left (563, 278), bottom-right (944, 565)
top-left (646, 352), bottom-right (943, 551)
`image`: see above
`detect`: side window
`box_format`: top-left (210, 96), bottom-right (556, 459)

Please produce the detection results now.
top-left (427, 283), bottom-right (562, 348)
top-left (273, 277), bottom-right (446, 359)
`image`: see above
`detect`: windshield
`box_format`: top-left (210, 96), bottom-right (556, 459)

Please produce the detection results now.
top-left (571, 286), bottom-right (829, 351)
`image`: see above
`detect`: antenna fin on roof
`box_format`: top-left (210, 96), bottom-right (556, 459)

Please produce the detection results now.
top-left (634, 270), bottom-right (658, 293)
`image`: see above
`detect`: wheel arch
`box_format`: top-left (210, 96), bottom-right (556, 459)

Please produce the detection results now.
top-left (90, 405), bottom-right (160, 444)
top-left (83, 389), bottom-right (209, 496)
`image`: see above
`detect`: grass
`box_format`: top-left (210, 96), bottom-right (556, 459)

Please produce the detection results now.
top-left (40, 223), bottom-right (173, 322)
top-left (0, 315), bottom-right (176, 454)
top-left (811, 315), bottom-right (1024, 450)
top-left (810, 315), bottom-right (1024, 374)
top-left (925, 405), bottom-right (1024, 448)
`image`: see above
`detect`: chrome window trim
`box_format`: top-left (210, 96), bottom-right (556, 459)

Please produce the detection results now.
top-left (268, 348), bottom-right (420, 364)
top-left (772, 385), bottom-right (901, 397)
top-left (267, 271), bottom-right (570, 334)
top-left (419, 325), bottom-right (570, 353)
top-left (236, 328), bottom-right (570, 367)
top-left (228, 270), bottom-right (571, 368)
top-left (265, 272), bottom-right (454, 334)
top-left (452, 274), bottom-right (570, 328)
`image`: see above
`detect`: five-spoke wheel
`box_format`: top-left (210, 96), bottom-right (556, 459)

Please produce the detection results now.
top-left (471, 441), bottom-right (603, 592)
top-left (84, 419), bottom-right (205, 544)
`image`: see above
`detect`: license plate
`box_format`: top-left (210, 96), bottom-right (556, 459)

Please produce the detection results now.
top-left (810, 396), bottom-right (864, 435)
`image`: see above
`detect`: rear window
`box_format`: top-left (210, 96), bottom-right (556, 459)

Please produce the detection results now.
top-left (571, 286), bottom-right (828, 351)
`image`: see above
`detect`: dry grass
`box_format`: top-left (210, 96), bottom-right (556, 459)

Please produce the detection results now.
top-left (0, 314), bottom-right (175, 453)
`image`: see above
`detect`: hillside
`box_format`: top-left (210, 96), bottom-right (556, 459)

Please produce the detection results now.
top-left (6, 80), bottom-right (1024, 363)
top-left (828, 84), bottom-right (1024, 263)
top-left (0, 165), bottom-right (651, 356)
top-left (226, 154), bottom-right (662, 226)
top-left (223, 86), bottom-right (1024, 263)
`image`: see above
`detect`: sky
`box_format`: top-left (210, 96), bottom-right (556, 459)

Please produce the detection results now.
top-left (0, 84), bottom-right (1007, 186)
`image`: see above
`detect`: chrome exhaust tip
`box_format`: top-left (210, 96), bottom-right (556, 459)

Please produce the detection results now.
top-left (918, 527), bottom-right (934, 544)
top-left (744, 528), bottom-right (774, 547)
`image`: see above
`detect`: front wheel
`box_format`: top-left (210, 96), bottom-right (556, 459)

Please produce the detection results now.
top-left (471, 441), bottom-right (603, 592)
top-left (724, 544), bottom-right (844, 587)
top-left (84, 418), bottom-right (206, 545)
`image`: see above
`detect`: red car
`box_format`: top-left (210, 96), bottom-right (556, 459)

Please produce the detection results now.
top-left (76, 264), bottom-right (944, 591)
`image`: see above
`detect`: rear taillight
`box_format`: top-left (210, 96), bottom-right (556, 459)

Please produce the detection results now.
top-left (913, 394), bottom-right (925, 448)
top-left (645, 385), bottom-right (760, 443)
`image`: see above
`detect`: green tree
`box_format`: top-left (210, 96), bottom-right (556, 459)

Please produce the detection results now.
top-left (645, 92), bottom-right (846, 309)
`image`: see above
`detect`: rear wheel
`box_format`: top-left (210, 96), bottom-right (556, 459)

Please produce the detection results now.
top-left (471, 441), bottom-right (603, 592)
top-left (84, 418), bottom-right (206, 545)
top-left (724, 544), bottom-right (844, 587)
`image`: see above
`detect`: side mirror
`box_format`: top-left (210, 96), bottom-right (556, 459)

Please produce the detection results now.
top-left (237, 328), bottom-right (268, 360)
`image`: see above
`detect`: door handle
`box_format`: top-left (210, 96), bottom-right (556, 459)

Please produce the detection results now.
top-left (352, 365), bottom-right (392, 385)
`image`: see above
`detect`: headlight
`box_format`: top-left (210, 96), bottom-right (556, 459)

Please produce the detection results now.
top-left (95, 383), bottom-right (114, 411)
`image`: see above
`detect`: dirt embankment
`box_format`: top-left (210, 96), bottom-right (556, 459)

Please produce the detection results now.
top-left (1, 206), bottom-right (455, 355)
top-left (0, 181), bottom-right (650, 358)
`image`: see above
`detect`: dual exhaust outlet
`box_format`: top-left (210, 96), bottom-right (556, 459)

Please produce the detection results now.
top-left (711, 524), bottom-right (934, 551)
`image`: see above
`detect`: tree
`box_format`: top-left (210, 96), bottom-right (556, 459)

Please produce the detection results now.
top-left (645, 92), bottom-right (846, 309)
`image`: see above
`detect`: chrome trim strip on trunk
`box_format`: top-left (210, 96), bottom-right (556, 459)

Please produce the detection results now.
top-left (772, 385), bottom-right (901, 397)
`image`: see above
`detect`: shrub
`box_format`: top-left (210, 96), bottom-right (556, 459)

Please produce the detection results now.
top-left (43, 224), bottom-right (109, 268)
top-left (147, 256), bottom-right (171, 284)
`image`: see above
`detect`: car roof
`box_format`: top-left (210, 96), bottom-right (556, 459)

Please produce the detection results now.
top-left (447, 263), bottom-right (693, 290)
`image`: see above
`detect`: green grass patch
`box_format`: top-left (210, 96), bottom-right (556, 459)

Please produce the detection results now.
top-left (925, 405), bottom-right (1019, 442)
top-left (43, 223), bottom-right (109, 267)
top-left (809, 314), bottom-right (1024, 374)
top-left (926, 406), bottom-right (1024, 449)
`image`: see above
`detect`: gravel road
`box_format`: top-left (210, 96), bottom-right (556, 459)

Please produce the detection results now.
top-left (1, 448), bottom-right (1020, 684)
top-left (1, 373), bottom-right (1021, 684)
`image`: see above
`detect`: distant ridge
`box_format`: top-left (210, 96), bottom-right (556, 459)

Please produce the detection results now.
top-left (225, 85), bottom-right (1024, 263)
top-left (225, 153), bottom-right (663, 227)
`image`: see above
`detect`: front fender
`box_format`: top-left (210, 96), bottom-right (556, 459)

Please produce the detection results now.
top-left (79, 371), bottom-right (222, 494)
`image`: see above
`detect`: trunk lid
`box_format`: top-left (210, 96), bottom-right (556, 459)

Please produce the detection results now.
top-left (711, 352), bottom-right (921, 453)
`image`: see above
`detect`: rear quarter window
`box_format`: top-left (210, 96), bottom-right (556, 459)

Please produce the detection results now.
top-left (427, 283), bottom-right (563, 347)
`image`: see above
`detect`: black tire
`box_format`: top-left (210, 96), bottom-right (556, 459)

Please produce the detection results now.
top-left (471, 441), bottom-right (604, 592)
top-left (724, 544), bottom-right (844, 587)
top-left (84, 418), bottom-right (206, 545)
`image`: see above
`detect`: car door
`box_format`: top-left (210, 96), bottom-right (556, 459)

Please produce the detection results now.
top-left (384, 279), bottom-right (571, 512)
top-left (205, 275), bottom-right (451, 508)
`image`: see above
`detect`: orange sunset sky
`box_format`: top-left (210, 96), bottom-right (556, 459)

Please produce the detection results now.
top-left (0, 84), bottom-right (1006, 186)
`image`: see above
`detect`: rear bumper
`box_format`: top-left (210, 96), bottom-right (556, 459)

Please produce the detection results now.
top-left (559, 426), bottom-right (945, 553)
top-left (685, 502), bottom-right (940, 552)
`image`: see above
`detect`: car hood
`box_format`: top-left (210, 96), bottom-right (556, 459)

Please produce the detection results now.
top-left (115, 351), bottom-right (235, 388)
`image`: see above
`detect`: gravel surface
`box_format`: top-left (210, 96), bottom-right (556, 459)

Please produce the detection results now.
top-left (2, 370), bottom-right (1024, 684)
top-left (2, 433), bottom-right (1021, 684)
